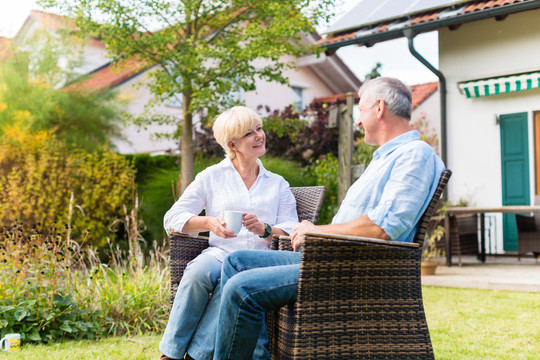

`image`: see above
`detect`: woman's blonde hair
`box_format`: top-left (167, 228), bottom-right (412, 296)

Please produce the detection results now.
top-left (213, 106), bottom-right (263, 159)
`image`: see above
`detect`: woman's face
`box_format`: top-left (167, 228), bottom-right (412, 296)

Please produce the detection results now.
top-left (231, 121), bottom-right (266, 160)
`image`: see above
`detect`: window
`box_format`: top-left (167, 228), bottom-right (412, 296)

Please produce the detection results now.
top-left (291, 86), bottom-right (303, 111)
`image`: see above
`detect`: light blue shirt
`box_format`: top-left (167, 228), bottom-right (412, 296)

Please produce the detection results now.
top-left (332, 130), bottom-right (445, 242)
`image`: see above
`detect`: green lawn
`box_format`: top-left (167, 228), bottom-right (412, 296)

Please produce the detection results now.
top-left (3, 287), bottom-right (538, 360)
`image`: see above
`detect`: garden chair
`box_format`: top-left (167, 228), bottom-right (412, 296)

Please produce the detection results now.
top-left (267, 169), bottom-right (452, 360)
top-left (168, 186), bottom-right (327, 307)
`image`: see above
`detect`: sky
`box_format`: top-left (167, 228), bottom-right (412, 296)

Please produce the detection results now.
top-left (0, 0), bottom-right (439, 86)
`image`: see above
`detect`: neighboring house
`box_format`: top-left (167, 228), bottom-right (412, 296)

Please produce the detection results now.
top-left (318, 0), bottom-right (540, 254)
top-left (3, 10), bottom-right (361, 155)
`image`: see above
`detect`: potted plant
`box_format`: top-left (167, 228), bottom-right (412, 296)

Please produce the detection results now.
top-left (421, 224), bottom-right (445, 275)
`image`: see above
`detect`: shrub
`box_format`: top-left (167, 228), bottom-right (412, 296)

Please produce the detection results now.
top-left (193, 102), bottom-right (344, 164)
top-left (0, 216), bottom-right (170, 342)
top-left (304, 154), bottom-right (339, 225)
top-left (0, 131), bottom-right (135, 249)
top-left (0, 224), bottom-right (108, 343)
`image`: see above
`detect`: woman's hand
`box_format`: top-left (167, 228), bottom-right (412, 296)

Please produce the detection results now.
top-left (242, 213), bottom-right (265, 236)
top-left (290, 220), bottom-right (317, 251)
top-left (208, 216), bottom-right (236, 238)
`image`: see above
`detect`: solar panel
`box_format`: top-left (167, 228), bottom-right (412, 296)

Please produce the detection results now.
top-left (325, 0), bottom-right (469, 34)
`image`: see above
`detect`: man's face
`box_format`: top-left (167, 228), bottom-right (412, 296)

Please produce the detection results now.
top-left (356, 95), bottom-right (378, 146)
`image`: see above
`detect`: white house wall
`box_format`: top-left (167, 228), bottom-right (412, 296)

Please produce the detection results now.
top-left (439, 8), bottom-right (540, 253)
top-left (111, 69), bottom-right (179, 154)
top-left (244, 55), bottom-right (340, 111)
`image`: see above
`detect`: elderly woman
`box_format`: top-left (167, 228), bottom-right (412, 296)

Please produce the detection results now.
top-left (159, 106), bottom-right (298, 360)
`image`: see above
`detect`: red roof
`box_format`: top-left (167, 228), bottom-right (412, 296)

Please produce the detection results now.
top-left (318, 0), bottom-right (537, 50)
top-left (26, 10), bottom-right (77, 33)
top-left (411, 81), bottom-right (438, 110)
top-left (65, 57), bottom-right (149, 93)
top-left (312, 81), bottom-right (438, 110)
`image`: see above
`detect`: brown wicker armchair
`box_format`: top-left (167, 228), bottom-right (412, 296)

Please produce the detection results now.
top-left (267, 169), bottom-right (452, 360)
top-left (168, 186), bottom-right (326, 307)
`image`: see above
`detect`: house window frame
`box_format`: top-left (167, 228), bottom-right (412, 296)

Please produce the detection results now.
top-left (291, 81), bottom-right (310, 111)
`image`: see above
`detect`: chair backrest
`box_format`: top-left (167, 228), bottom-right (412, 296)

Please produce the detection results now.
top-left (414, 169), bottom-right (452, 247)
top-left (290, 186), bottom-right (326, 224)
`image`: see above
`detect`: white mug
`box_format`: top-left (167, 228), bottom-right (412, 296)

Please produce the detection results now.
top-left (224, 211), bottom-right (243, 235)
top-left (1, 333), bottom-right (21, 352)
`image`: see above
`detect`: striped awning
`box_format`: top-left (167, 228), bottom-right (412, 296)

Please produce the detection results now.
top-left (458, 71), bottom-right (540, 98)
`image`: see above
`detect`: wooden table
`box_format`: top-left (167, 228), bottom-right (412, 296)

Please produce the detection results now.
top-left (444, 205), bottom-right (540, 266)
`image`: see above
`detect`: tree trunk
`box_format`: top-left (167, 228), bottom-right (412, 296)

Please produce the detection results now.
top-left (180, 90), bottom-right (194, 193)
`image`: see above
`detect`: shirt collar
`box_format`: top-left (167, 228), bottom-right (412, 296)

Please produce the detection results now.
top-left (372, 130), bottom-right (420, 160)
top-left (220, 157), bottom-right (270, 177)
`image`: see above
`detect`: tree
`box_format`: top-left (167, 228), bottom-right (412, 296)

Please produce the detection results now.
top-left (364, 62), bottom-right (382, 81)
top-left (39, 0), bottom-right (336, 191)
top-left (0, 28), bottom-right (124, 150)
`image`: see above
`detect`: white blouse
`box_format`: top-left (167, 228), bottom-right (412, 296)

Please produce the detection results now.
top-left (164, 157), bottom-right (298, 261)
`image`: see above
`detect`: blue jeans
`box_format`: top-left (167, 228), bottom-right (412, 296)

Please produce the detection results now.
top-left (160, 252), bottom-right (222, 360)
top-left (214, 250), bottom-right (301, 360)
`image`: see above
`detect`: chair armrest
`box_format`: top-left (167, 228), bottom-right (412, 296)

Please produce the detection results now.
top-left (169, 232), bottom-right (210, 306)
top-left (279, 232), bottom-right (419, 249)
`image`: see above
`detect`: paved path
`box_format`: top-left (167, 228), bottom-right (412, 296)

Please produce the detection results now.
top-left (421, 256), bottom-right (540, 292)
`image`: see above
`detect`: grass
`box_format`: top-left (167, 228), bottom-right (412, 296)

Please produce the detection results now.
top-left (0, 334), bottom-right (162, 360)
top-left (3, 287), bottom-right (538, 359)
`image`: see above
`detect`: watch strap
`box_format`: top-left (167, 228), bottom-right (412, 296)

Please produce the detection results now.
top-left (259, 223), bottom-right (272, 238)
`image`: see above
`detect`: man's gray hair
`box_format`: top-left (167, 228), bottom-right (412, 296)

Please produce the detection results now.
top-left (358, 77), bottom-right (412, 119)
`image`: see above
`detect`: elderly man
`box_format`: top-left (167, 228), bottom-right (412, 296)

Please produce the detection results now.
top-left (213, 77), bottom-right (445, 360)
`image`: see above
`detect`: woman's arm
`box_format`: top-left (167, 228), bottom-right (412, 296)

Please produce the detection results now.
top-left (182, 215), bottom-right (236, 238)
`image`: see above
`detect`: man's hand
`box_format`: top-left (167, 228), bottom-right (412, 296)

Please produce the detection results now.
top-left (209, 216), bottom-right (236, 238)
top-left (290, 220), bottom-right (317, 251)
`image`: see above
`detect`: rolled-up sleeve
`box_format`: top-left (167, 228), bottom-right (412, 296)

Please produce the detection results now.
top-left (163, 173), bottom-right (206, 236)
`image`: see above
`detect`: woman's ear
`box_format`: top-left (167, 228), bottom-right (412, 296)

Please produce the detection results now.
top-left (228, 140), bottom-right (236, 150)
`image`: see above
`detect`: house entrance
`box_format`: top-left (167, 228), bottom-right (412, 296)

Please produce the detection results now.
top-left (500, 112), bottom-right (529, 251)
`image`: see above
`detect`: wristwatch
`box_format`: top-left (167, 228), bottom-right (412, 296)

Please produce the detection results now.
top-left (259, 223), bottom-right (272, 238)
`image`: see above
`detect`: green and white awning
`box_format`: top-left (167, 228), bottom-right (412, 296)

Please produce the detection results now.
top-left (458, 71), bottom-right (540, 98)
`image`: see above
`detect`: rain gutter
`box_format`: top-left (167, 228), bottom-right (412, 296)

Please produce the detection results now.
top-left (322, 0), bottom-right (540, 52)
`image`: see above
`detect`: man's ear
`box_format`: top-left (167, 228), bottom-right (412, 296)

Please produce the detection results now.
top-left (376, 99), bottom-right (385, 120)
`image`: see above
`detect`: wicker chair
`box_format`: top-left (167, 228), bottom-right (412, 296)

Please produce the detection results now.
top-left (267, 169), bottom-right (452, 360)
top-left (168, 186), bottom-right (326, 307)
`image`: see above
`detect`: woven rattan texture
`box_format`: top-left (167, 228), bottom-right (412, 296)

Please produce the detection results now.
top-left (169, 186), bottom-right (327, 307)
top-left (267, 169), bottom-right (451, 360)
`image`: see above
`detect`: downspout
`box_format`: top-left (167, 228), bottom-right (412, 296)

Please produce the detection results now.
top-left (404, 29), bottom-right (448, 172)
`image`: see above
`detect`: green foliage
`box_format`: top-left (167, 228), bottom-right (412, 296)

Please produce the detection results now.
top-left (304, 154), bottom-right (339, 225)
top-left (263, 112), bottom-right (309, 143)
top-left (364, 62), bottom-right (382, 81)
top-left (39, 0), bottom-right (337, 189)
top-left (0, 215), bottom-right (170, 343)
top-left (0, 29), bottom-right (124, 151)
top-left (0, 224), bottom-right (108, 343)
top-left (0, 132), bottom-right (136, 249)
top-left (353, 134), bottom-right (378, 166)
top-left (261, 156), bottom-right (309, 188)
